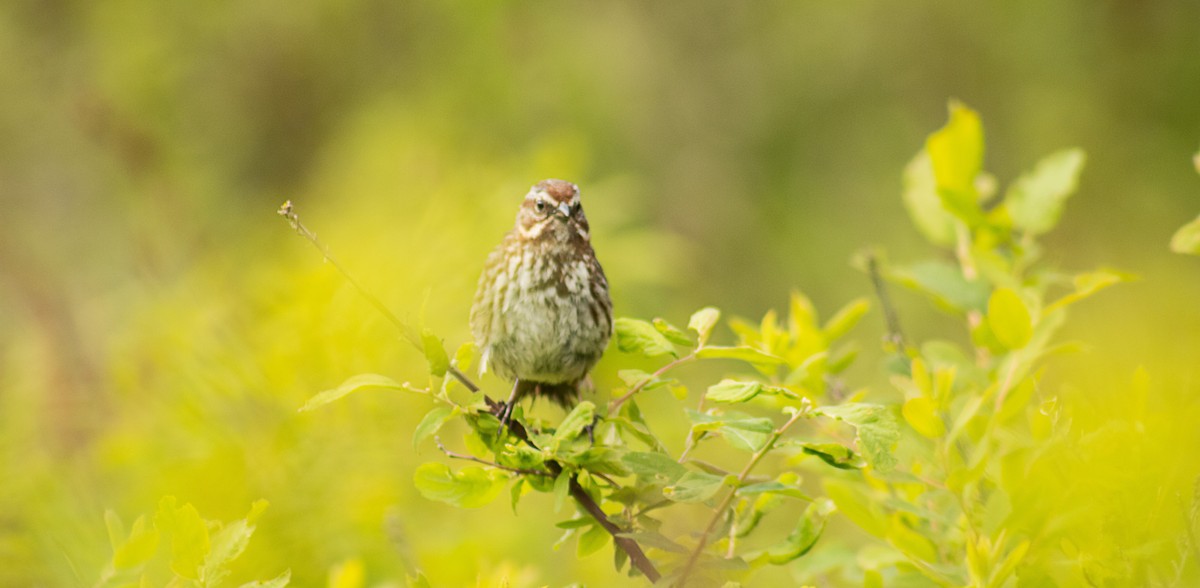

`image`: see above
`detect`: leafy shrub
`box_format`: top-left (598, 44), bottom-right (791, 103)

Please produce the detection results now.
top-left (281, 101), bottom-right (1196, 587)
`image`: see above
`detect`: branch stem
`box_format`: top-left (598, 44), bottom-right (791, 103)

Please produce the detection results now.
top-left (608, 353), bottom-right (695, 416)
top-left (676, 408), bottom-right (808, 586)
top-left (278, 200), bottom-right (482, 394)
top-left (865, 252), bottom-right (906, 349)
top-left (435, 437), bottom-right (549, 476)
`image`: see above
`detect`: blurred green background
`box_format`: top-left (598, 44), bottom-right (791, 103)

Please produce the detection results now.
top-left (2, 1), bottom-right (1199, 586)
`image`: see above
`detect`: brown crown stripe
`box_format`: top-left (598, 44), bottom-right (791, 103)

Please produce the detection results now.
top-left (533, 179), bottom-right (579, 203)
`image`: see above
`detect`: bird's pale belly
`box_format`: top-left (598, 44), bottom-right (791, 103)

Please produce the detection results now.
top-left (486, 286), bottom-right (605, 384)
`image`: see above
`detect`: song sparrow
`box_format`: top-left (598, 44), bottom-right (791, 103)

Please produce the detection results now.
top-left (470, 179), bottom-right (613, 412)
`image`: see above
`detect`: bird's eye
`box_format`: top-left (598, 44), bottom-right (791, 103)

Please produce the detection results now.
top-left (535, 200), bottom-right (547, 214)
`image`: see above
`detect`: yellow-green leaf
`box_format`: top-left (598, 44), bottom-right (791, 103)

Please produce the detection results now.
top-left (1006, 148), bottom-right (1086, 235)
top-left (821, 298), bottom-right (871, 342)
top-left (687, 307), bottom-right (721, 346)
top-left (758, 498), bottom-right (835, 564)
top-left (554, 401), bottom-right (595, 442)
top-left (413, 406), bottom-right (455, 449)
top-left (1044, 269), bottom-right (1134, 314)
top-left (615, 318), bottom-right (678, 358)
top-left (113, 515), bottom-right (159, 570)
top-left (887, 515), bottom-right (939, 562)
top-left (1170, 214), bottom-right (1200, 256)
top-left (815, 403), bottom-right (899, 471)
top-left (413, 463), bottom-right (507, 508)
top-left (926, 101), bottom-right (984, 224)
top-left (705, 379), bottom-right (763, 403)
top-left (576, 524), bottom-right (610, 557)
top-left (299, 374), bottom-right (410, 412)
top-left (653, 318), bottom-right (694, 346)
top-left (902, 397), bottom-right (944, 439)
top-left (695, 346), bottom-right (786, 370)
top-left (237, 569), bottom-right (291, 588)
top-left (823, 479), bottom-right (886, 538)
top-left (153, 496), bottom-right (210, 580)
top-left (663, 471), bottom-right (724, 503)
top-left (421, 329), bottom-right (449, 377)
top-left (452, 342), bottom-right (476, 374)
top-left (902, 150), bottom-right (958, 246)
top-left (987, 288), bottom-right (1032, 349)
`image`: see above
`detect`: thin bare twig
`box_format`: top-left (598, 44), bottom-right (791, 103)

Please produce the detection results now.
top-left (608, 353), bottom-right (696, 416)
top-left (676, 407), bottom-right (809, 586)
top-left (434, 437), bottom-right (550, 476)
top-left (865, 252), bottom-right (906, 349)
top-left (278, 200), bottom-right (481, 394)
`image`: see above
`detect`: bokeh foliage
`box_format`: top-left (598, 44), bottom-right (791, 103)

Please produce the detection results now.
top-left (2, 1), bottom-right (1200, 587)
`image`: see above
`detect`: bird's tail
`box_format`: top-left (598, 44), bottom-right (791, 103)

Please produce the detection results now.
top-left (517, 380), bottom-right (581, 409)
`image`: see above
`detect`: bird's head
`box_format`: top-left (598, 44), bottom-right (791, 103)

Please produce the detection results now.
top-left (515, 179), bottom-right (591, 243)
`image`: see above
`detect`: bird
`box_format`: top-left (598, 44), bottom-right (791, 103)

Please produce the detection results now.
top-left (469, 179), bottom-right (613, 419)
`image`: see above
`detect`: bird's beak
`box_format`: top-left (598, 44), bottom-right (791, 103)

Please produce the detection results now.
top-left (557, 202), bottom-right (572, 218)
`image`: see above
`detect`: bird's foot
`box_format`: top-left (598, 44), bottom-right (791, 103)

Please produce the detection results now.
top-left (582, 414), bottom-right (601, 445)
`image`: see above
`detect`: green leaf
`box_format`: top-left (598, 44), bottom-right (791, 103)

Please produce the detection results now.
top-left (413, 406), bottom-right (455, 449)
top-left (821, 298), bottom-right (871, 342)
top-left (653, 318), bottom-right (694, 346)
top-left (663, 471), bottom-right (725, 503)
top-left (617, 369), bottom-right (672, 392)
top-left (237, 569), bottom-right (291, 588)
top-left (1044, 268), bottom-right (1134, 314)
top-left (815, 404), bottom-right (899, 471)
top-left (987, 288), bottom-right (1033, 349)
top-left (887, 515), bottom-right (939, 562)
top-left (421, 330), bottom-right (449, 377)
top-left (576, 524), bottom-right (610, 557)
top-left (891, 260), bottom-right (989, 313)
top-left (553, 471), bottom-right (571, 513)
top-left (926, 101), bottom-right (985, 225)
top-left (575, 447), bottom-right (630, 477)
top-left (299, 374), bottom-right (410, 412)
top-left (610, 415), bottom-right (667, 453)
top-left (695, 346), bottom-right (786, 371)
top-left (902, 397), bottom-right (944, 439)
top-left (614, 318), bottom-right (678, 358)
top-left (686, 411), bottom-right (773, 452)
top-left (555, 517), bottom-right (595, 529)
top-left (1006, 148), bottom-right (1086, 235)
top-left (738, 481), bottom-right (812, 500)
top-left (1171, 215), bottom-right (1200, 256)
top-left (688, 307), bottom-right (721, 346)
top-left (622, 452), bottom-right (687, 485)
top-left (902, 150), bottom-right (958, 246)
top-left (705, 379), bottom-right (763, 404)
top-left (719, 418), bottom-right (774, 453)
top-left (201, 518), bottom-right (255, 586)
top-left (616, 531), bottom-right (687, 553)
top-left (112, 515), bottom-right (159, 570)
top-left (796, 442), bottom-right (863, 470)
top-left (412, 463), bottom-right (507, 508)
top-left (452, 342), bottom-right (476, 374)
top-left (153, 496), bottom-right (210, 580)
top-left (554, 401), bottom-right (595, 442)
top-left (823, 478), bottom-right (886, 538)
top-left (509, 478), bottom-right (526, 513)
top-left (758, 499), bottom-right (835, 565)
